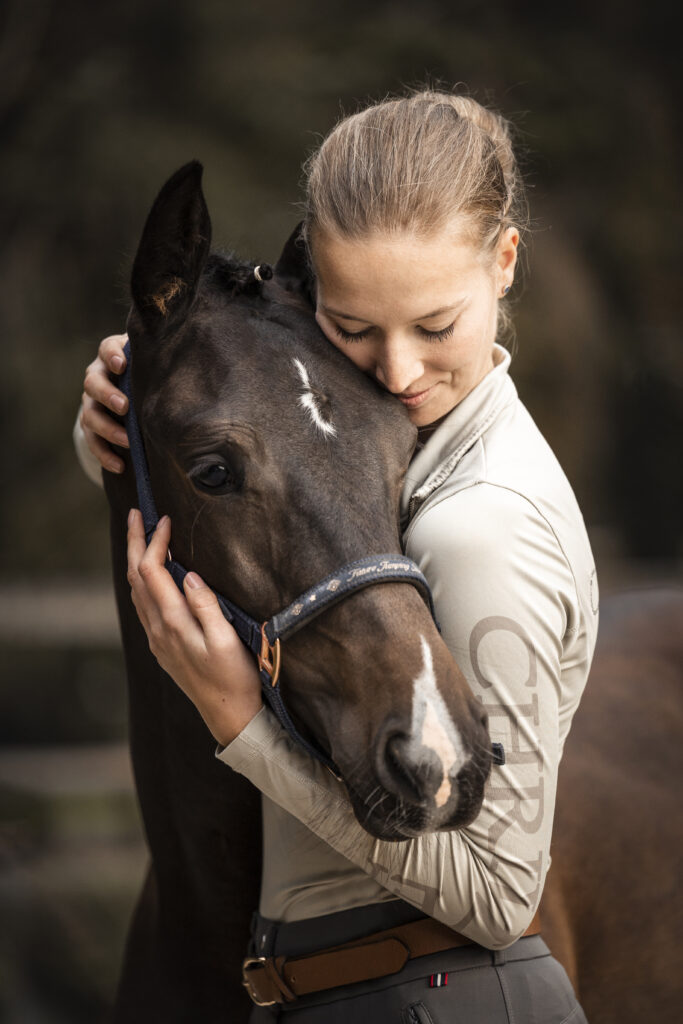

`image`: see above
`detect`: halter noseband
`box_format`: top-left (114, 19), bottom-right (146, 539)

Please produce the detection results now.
top-left (120, 341), bottom-right (504, 775)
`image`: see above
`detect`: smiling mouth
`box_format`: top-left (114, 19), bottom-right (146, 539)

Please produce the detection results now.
top-left (395, 385), bottom-right (436, 408)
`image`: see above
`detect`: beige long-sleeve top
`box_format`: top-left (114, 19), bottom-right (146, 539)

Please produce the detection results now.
top-left (74, 344), bottom-right (599, 950)
top-left (214, 345), bottom-right (599, 948)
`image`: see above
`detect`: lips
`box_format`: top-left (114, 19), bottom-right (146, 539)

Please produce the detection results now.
top-left (396, 384), bottom-right (436, 408)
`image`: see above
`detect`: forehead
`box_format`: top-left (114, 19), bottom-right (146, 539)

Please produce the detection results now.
top-left (311, 224), bottom-right (489, 321)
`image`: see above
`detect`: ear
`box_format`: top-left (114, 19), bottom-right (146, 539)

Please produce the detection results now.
top-left (274, 220), bottom-right (316, 306)
top-left (130, 161), bottom-right (211, 336)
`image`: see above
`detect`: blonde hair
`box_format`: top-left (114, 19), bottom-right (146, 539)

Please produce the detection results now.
top-left (301, 87), bottom-right (528, 340)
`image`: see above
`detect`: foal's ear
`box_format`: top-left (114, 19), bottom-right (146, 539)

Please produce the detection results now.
top-left (130, 161), bottom-right (211, 336)
top-left (274, 220), bottom-right (316, 307)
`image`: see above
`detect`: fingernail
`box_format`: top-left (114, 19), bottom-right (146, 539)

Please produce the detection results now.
top-left (116, 431), bottom-right (129, 448)
top-left (128, 508), bottom-right (136, 526)
top-left (108, 461), bottom-right (123, 474)
top-left (158, 515), bottom-right (170, 528)
top-left (112, 394), bottom-right (127, 413)
top-left (185, 572), bottom-right (202, 589)
top-left (112, 355), bottom-right (125, 372)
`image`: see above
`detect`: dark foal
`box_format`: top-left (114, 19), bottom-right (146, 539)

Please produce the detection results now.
top-left (104, 163), bottom-right (491, 1021)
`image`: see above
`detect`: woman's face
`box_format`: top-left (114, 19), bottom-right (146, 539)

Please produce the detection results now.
top-left (313, 222), bottom-right (519, 426)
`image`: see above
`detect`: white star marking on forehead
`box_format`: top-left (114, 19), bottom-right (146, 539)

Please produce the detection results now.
top-left (293, 358), bottom-right (337, 438)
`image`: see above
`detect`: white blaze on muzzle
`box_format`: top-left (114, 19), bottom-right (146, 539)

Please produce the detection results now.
top-left (411, 635), bottom-right (467, 808)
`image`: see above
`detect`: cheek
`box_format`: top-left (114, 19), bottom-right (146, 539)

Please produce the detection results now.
top-left (429, 341), bottom-right (465, 374)
top-left (436, 316), bottom-right (491, 371)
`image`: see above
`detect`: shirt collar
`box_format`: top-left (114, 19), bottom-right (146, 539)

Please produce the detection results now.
top-left (400, 344), bottom-right (517, 524)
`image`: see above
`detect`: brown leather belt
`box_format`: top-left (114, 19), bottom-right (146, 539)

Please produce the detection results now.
top-left (242, 910), bottom-right (542, 1006)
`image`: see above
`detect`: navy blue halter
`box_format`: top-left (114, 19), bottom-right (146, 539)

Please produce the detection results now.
top-left (120, 340), bottom-right (504, 774)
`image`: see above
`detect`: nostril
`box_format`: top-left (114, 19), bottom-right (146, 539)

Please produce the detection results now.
top-left (386, 735), bottom-right (421, 801)
top-left (380, 733), bottom-right (442, 806)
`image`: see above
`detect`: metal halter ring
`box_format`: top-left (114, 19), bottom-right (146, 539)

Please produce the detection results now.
top-left (258, 624), bottom-right (281, 687)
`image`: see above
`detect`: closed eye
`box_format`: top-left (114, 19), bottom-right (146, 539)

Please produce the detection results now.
top-left (333, 325), bottom-right (371, 343)
top-left (334, 321), bottom-right (456, 344)
top-left (417, 322), bottom-right (456, 342)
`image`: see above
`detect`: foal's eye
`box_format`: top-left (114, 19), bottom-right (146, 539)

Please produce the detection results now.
top-left (191, 461), bottom-right (237, 494)
top-left (198, 463), bottom-right (229, 487)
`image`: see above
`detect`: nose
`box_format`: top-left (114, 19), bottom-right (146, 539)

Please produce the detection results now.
top-left (374, 337), bottom-right (424, 395)
top-left (376, 727), bottom-right (450, 808)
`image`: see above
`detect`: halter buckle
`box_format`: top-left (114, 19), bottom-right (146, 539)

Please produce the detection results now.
top-left (258, 624), bottom-right (281, 687)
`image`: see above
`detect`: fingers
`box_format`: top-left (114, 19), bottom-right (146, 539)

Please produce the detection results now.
top-left (126, 508), bottom-right (148, 585)
top-left (81, 417), bottom-right (125, 474)
top-left (80, 334), bottom-right (130, 472)
top-left (127, 511), bottom-right (191, 646)
top-left (128, 512), bottom-right (241, 658)
top-left (98, 333), bottom-right (129, 375)
top-left (184, 572), bottom-right (238, 648)
top-left (79, 393), bottom-right (127, 473)
top-left (126, 509), bottom-right (151, 626)
top-left (126, 516), bottom-right (187, 618)
top-left (81, 394), bottom-right (129, 448)
top-left (130, 513), bottom-right (181, 610)
top-left (83, 357), bottom-right (129, 416)
top-left (144, 512), bottom-right (172, 566)
top-left (125, 510), bottom-right (262, 745)
top-left (132, 513), bottom-right (242, 655)
top-left (83, 334), bottom-right (130, 418)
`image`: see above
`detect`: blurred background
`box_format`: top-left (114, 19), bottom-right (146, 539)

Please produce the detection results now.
top-left (0, 1), bottom-right (680, 1020)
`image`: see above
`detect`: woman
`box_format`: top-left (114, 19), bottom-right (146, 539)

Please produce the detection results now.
top-left (75, 89), bottom-right (598, 1022)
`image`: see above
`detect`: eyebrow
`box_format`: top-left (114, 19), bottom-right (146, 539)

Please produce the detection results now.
top-left (321, 300), bottom-right (466, 324)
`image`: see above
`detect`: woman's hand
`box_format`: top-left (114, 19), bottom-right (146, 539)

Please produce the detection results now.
top-left (126, 509), bottom-right (264, 746)
top-left (80, 333), bottom-right (130, 473)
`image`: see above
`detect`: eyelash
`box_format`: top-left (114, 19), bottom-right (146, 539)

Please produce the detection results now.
top-left (333, 322), bottom-right (456, 344)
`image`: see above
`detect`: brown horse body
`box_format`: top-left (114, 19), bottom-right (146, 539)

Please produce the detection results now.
top-left (541, 587), bottom-right (683, 1023)
top-left (105, 165), bottom-right (683, 1022)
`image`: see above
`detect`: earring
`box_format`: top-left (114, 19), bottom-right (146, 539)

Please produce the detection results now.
top-left (501, 284), bottom-right (510, 297)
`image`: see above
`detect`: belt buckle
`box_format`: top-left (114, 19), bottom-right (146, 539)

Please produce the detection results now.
top-left (242, 956), bottom-right (278, 1006)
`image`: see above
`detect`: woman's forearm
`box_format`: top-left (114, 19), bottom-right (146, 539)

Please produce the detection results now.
top-left (217, 703), bottom-right (547, 949)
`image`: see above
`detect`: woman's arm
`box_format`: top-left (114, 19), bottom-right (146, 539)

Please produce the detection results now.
top-left (216, 484), bottom-right (582, 949)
